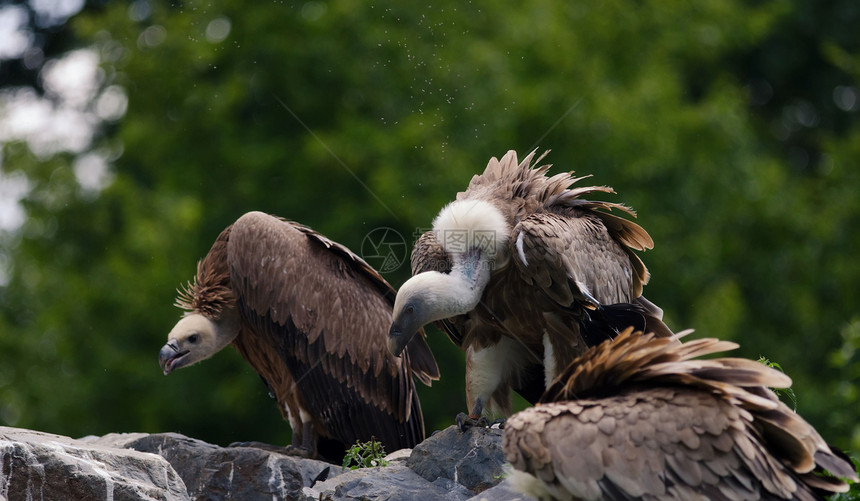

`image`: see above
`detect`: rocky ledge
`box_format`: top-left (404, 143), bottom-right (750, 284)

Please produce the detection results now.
top-left (0, 425), bottom-right (525, 500)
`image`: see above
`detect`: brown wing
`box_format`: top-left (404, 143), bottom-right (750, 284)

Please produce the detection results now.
top-left (508, 329), bottom-right (858, 500)
top-left (505, 389), bottom-right (857, 501)
top-left (227, 212), bottom-right (437, 450)
top-left (410, 229), bottom-right (452, 275)
top-left (293, 221), bottom-right (439, 385)
top-left (511, 210), bottom-right (648, 308)
top-left (505, 393), bottom-right (795, 500)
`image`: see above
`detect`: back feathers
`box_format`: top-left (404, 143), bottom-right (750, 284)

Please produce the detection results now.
top-left (538, 327), bottom-right (858, 495)
top-left (461, 149), bottom-right (654, 295)
top-left (461, 149), bottom-right (654, 253)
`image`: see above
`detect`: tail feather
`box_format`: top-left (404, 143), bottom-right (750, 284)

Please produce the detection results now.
top-left (578, 299), bottom-right (675, 347)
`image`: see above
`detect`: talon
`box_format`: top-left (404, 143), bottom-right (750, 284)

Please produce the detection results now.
top-left (491, 418), bottom-right (506, 429)
top-left (455, 412), bottom-right (491, 431)
top-left (456, 412), bottom-right (469, 432)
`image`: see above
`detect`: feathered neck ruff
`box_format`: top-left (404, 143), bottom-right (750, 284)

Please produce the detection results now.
top-left (174, 225), bottom-right (235, 318)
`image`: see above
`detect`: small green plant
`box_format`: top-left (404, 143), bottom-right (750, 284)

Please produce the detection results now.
top-left (758, 356), bottom-right (798, 411)
top-left (342, 437), bottom-right (389, 470)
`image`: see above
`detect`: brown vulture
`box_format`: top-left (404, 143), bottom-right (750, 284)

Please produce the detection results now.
top-left (387, 149), bottom-right (672, 422)
top-left (503, 328), bottom-right (858, 500)
top-left (158, 211), bottom-right (439, 462)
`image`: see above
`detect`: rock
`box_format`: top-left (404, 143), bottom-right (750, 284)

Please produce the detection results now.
top-left (382, 448), bottom-right (412, 464)
top-left (407, 425), bottom-right (507, 494)
top-left (304, 464), bottom-right (473, 501)
top-left (0, 425), bottom-right (520, 500)
top-left (86, 432), bottom-right (338, 500)
top-left (467, 477), bottom-right (528, 501)
top-left (0, 426), bottom-right (188, 501)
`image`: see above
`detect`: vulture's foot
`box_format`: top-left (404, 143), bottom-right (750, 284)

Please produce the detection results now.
top-left (456, 412), bottom-right (490, 432)
top-left (490, 418), bottom-right (506, 429)
top-left (229, 441), bottom-right (314, 458)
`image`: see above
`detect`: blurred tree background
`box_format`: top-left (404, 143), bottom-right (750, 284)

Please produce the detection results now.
top-left (1, 0), bottom-right (858, 458)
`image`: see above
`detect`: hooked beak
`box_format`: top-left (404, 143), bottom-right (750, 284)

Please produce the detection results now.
top-left (158, 341), bottom-right (189, 376)
top-left (387, 324), bottom-right (413, 357)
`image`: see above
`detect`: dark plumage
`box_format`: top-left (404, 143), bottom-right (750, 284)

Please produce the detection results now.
top-left (388, 150), bottom-right (672, 419)
top-left (159, 211), bottom-right (439, 462)
top-left (503, 328), bottom-right (858, 500)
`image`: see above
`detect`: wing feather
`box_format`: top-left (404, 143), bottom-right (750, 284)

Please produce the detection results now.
top-left (507, 330), bottom-right (859, 500)
top-left (513, 211), bottom-right (642, 308)
top-left (227, 212), bottom-right (437, 449)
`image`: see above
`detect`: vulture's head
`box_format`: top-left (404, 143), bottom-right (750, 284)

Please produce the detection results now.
top-left (389, 271), bottom-right (478, 356)
top-left (158, 311), bottom-right (240, 375)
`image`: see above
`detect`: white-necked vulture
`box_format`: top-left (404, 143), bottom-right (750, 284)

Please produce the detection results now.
top-left (503, 327), bottom-right (858, 500)
top-left (387, 149), bottom-right (672, 421)
top-left (158, 211), bottom-right (439, 462)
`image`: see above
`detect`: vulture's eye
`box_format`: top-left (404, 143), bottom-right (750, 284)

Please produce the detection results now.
top-left (188, 334), bottom-right (200, 344)
top-left (405, 305), bottom-right (415, 315)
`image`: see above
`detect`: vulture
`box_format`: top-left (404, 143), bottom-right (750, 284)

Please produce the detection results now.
top-left (158, 211), bottom-right (439, 463)
top-left (388, 149), bottom-right (672, 422)
top-left (503, 327), bottom-right (859, 500)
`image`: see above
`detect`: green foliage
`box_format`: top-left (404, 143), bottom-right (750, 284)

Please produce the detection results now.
top-left (0, 0), bottom-right (858, 461)
top-left (756, 356), bottom-right (797, 411)
top-left (828, 319), bottom-right (860, 453)
top-left (342, 438), bottom-right (389, 471)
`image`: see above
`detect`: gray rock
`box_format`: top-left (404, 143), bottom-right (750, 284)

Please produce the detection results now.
top-left (407, 425), bottom-right (506, 494)
top-left (305, 464), bottom-right (472, 501)
top-left (382, 448), bottom-right (411, 464)
top-left (89, 432), bottom-right (338, 500)
top-left (1, 425), bottom-right (515, 500)
top-left (467, 477), bottom-right (532, 501)
top-left (0, 426), bottom-right (188, 501)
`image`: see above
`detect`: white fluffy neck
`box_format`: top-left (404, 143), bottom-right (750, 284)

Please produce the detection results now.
top-left (395, 199), bottom-right (511, 325)
top-left (433, 199), bottom-right (510, 267)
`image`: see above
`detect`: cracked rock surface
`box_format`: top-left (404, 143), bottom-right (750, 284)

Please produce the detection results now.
top-left (1, 425), bottom-right (524, 500)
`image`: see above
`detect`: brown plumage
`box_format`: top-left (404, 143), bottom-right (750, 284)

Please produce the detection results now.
top-left (159, 211), bottom-right (439, 463)
top-left (388, 150), bottom-right (673, 419)
top-left (503, 328), bottom-right (858, 500)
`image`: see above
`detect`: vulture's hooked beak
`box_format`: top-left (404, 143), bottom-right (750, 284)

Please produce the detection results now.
top-left (158, 341), bottom-right (190, 376)
top-left (387, 324), bottom-right (410, 357)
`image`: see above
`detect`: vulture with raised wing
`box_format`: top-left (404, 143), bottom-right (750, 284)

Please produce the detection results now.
top-left (158, 211), bottom-right (439, 463)
top-left (503, 328), bottom-right (858, 500)
top-left (388, 149), bottom-right (672, 422)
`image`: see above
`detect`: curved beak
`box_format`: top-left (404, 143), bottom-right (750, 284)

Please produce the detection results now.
top-left (158, 341), bottom-right (189, 376)
top-left (387, 323), bottom-right (412, 357)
